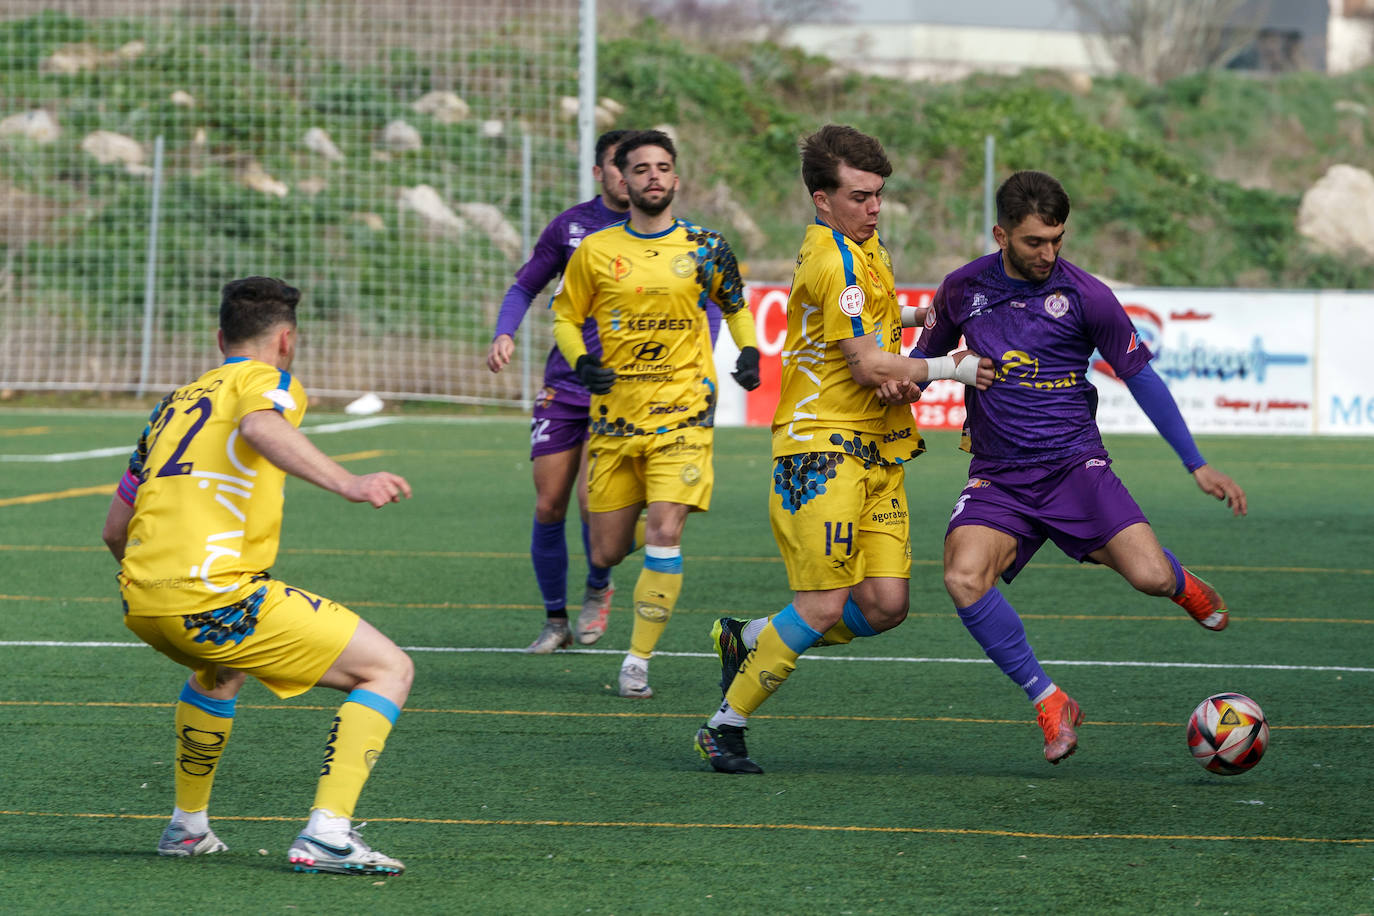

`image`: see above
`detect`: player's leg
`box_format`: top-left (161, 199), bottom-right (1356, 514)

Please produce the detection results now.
top-left (574, 438), bottom-right (617, 645)
top-left (617, 499), bottom-right (691, 698)
top-left (945, 522), bottom-right (1080, 763)
top-left (1089, 522), bottom-right (1228, 631)
top-left (526, 401), bottom-right (589, 653)
top-left (123, 613), bottom-right (246, 857)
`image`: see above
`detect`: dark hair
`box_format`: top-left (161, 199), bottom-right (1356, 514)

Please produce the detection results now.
top-left (612, 129), bottom-right (677, 172)
top-left (800, 124), bottom-right (892, 195)
top-left (594, 129), bottom-right (633, 168)
top-left (995, 170), bottom-right (1071, 229)
top-left (219, 277), bottom-right (300, 345)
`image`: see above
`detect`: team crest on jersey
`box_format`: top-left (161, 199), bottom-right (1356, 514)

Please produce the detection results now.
top-left (263, 388), bottom-right (296, 411)
top-left (1044, 292), bottom-right (1070, 318)
top-left (671, 253), bottom-right (696, 278)
top-left (877, 245), bottom-right (892, 270)
top-left (680, 464), bottom-right (702, 485)
top-left (838, 285), bottom-right (865, 316)
top-left (610, 255), bottom-right (633, 281)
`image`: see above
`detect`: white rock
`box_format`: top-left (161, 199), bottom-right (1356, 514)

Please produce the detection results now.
top-left (1297, 164), bottom-right (1374, 260)
top-left (411, 90), bottom-right (470, 124)
top-left (559, 96), bottom-right (580, 121)
top-left (0, 109), bottom-right (59, 143)
top-left (297, 176), bottom-right (327, 195)
top-left (380, 119), bottom-right (422, 152)
top-left (457, 201), bottom-right (522, 260)
top-left (170, 90), bottom-right (195, 108)
top-left (398, 185), bottom-right (466, 234)
top-left (480, 119), bottom-right (504, 138)
top-left (303, 126), bottom-right (344, 162)
top-left (240, 161), bottom-right (289, 198)
top-left (81, 130), bottom-right (144, 166)
top-left (352, 212), bottom-right (387, 232)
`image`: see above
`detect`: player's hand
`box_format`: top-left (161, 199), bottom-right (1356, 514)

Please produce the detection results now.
top-left (486, 334), bottom-right (515, 373)
top-left (876, 378), bottom-right (922, 405)
top-left (732, 346), bottom-right (760, 390)
top-left (574, 354), bottom-right (616, 395)
top-left (344, 471), bottom-right (413, 508)
top-left (953, 350), bottom-right (996, 390)
top-left (1192, 465), bottom-right (1247, 517)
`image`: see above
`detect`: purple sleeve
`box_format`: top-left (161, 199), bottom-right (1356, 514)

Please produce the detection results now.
top-left (1081, 281), bottom-right (1152, 379)
top-left (493, 283), bottom-right (537, 340)
top-left (1124, 363), bottom-right (1206, 472)
top-left (493, 217), bottom-right (570, 340)
top-left (914, 279), bottom-right (961, 356)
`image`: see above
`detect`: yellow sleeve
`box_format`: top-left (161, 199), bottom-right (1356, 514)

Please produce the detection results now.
top-left (724, 306), bottom-right (757, 350)
top-left (551, 245), bottom-right (594, 366)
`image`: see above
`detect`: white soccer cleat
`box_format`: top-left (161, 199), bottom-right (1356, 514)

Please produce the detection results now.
top-left (576, 582), bottom-right (614, 645)
top-left (289, 824), bottom-right (404, 876)
top-left (157, 823), bottom-right (228, 857)
top-left (524, 619), bottom-right (573, 654)
top-left (618, 662), bottom-right (653, 699)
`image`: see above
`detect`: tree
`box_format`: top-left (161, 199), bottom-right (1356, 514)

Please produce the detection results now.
top-left (1064, 0), bottom-right (1260, 84)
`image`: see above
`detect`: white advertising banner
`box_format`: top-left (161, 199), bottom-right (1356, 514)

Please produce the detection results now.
top-left (1091, 290), bottom-right (1318, 435)
top-left (1315, 292), bottom-right (1374, 435)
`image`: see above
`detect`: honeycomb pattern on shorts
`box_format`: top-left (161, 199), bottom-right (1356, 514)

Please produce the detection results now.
top-left (773, 452), bottom-right (845, 514)
top-left (182, 585), bottom-right (267, 646)
top-left (827, 431), bottom-right (888, 468)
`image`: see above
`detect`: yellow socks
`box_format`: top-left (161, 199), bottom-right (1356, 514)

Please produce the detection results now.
top-left (311, 689), bottom-right (400, 820)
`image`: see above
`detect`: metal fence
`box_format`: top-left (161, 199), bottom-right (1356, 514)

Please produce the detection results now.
top-left (0, 0), bottom-right (582, 405)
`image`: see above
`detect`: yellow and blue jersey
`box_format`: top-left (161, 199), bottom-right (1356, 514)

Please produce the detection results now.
top-left (551, 218), bottom-right (754, 437)
top-left (771, 222), bottom-right (922, 465)
top-left (119, 357), bottom-right (307, 617)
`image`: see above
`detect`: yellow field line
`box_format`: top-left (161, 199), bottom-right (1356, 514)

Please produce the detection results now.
top-left (0, 699), bottom-right (1367, 730)
top-left (0, 484), bottom-right (116, 507)
top-left (0, 426), bottom-right (51, 437)
top-left (0, 809), bottom-right (1367, 844)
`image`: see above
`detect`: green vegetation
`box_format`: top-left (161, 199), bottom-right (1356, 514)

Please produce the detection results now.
top-left (1, 7), bottom-right (1371, 344)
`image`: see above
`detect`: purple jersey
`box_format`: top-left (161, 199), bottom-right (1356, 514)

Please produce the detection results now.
top-left (494, 196), bottom-right (628, 405)
top-left (917, 252), bottom-right (1152, 466)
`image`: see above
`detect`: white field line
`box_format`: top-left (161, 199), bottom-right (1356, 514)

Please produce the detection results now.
top-left (1, 641), bottom-right (1371, 674)
top-left (0, 416), bottom-right (399, 463)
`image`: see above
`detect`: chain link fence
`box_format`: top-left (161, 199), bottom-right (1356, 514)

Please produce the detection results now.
top-left (0, 0), bottom-right (581, 404)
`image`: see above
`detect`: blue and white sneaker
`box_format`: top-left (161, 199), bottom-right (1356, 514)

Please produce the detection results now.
top-left (157, 823), bottom-right (228, 857)
top-left (288, 823), bottom-right (404, 875)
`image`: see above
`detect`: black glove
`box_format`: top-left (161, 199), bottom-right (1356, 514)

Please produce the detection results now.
top-left (574, 354), bottom-right (616, 395)
top-left (731, 346), bottom-right (760, 391)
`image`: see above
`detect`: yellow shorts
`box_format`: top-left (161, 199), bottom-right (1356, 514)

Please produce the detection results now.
top-left (586, 426), bottom-right (714, 513)
top-left (769, 452), bottom-right (911, 591)
top-left (123, 578), bottom-right (360, 699)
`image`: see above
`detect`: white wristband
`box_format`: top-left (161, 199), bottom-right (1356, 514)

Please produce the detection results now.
top-left (953, 354), bottom-right (980, 386)
top-left (900, 305), bottom-right (920, 328)
top-left (925, 355), bottom-right (955, 380)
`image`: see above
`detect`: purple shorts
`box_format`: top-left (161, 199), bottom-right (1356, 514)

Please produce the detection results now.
top-left (530, 387), bottom-right (590, 460)
top-left (946, 449), bottom-right (1148, 583)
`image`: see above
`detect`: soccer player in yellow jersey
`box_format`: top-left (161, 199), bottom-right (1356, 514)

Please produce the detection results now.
top-left (100, 277), bottom-right (414, 874)
top-left (694, 125), bottom-right (995, 773)
top-left (551, 129), bottom-right (761, 699)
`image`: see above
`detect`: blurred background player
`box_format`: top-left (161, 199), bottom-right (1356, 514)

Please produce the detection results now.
top-left (101, 277), bottom-right (414, 875)
top-left (487, 130), bottom-right (632, 654)
top-left (551, 129), bottom-right (761, 699)
top-left (693, 124), bottom-right (992, 774)
top-left (913, 170), bottom-right (1248, 765)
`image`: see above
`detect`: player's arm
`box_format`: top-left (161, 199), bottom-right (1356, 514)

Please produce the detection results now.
top-left (101, 494), bottom-right (134, 561)
top-left (1121, 363), bottom-right (1247, 516)
top-left (489, 220), bottom-right (571, 373)
top-left (840, 334), bottom-right (992, 390)
top-left (550, 247), bottom-right (615, 393)
top-left (707, 237), bottom-right (761, 390)
top-left (100, 394), bottom-right (172, 561)
top-left (239, 409), bottom-right (411, 508)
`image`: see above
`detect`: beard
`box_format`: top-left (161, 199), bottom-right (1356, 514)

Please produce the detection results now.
top-left (629, 183), bottom-right (675, 216)
top-left (1006, 245), bottom-right (1053, 283)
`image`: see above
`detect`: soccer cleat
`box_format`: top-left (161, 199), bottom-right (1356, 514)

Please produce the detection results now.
top-left (618, 662), bottom-right (653, 699)
top-left (712, 617), bottom-right (749, 696)
top-left (157, 823), bottom-right (228, 857)
top-left (1036, 688), bottom-right (1084, 765)
top-left (576, 582), bottom-right (614, 645)
top-left (695, 724), bottom-right (763, 774)
top-left (1171, 569), bottom-right (1229, 631)
top-left (289, 824), bottom-right (405, 876)
top-left (524, 618), bottom-right (573, 654)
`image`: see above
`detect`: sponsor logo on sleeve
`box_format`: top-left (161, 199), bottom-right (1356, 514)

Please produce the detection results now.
top-left (264, 388), bottom-right (297, 410)
top-left (838, 285), bottom-right (865, 316)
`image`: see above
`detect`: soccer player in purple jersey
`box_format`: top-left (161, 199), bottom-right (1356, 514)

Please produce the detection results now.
top-left (908, 170), bottom-right (1247, 765)
top-left (487, 130), bottom-right (633, 654)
